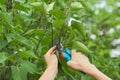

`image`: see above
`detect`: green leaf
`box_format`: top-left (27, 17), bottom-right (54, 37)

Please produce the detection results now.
top-left (46, 2), bottom-right (55, 12)
top-left (0, 3), bottom-right (6, 11)
top-left (5, 33), bottom-right (15, 43)
top-left (71, 2), bottom-right (83, 11)
top-left (50, 9), bottom-right (64, 19)
top-left (30, 2), bottom-right (47, 13)
top-left (15, 34), bottom-right (35, 49)
top-left (13, 2), bottom-right (29, 13)
top-left (0, 12), bottom-right (13, 27)
top-left (14, 0), bottom-right (26, 3)
top-left (0, 25), bottom-right (4, 33)
top-left (30, 2), bottom-right (43, 7)
top-left (71, 21), bottom-right (86, 37)
top-left (0, 40), bottom-right (7, 50)
top-left (0, 0), bottom-right (6, 3)
top-left (30, 2), bottom-right (54, 13)
top-left (24, 29), bottom-right (44, 36)
top-left (0, 52), bottom-right (8, 64)
top-left (20, 60), bottom-right (38, 74)
top-left (73, 41), bottom-right (91, 53)
top-left (52, 19), bottom-right (64, 28)
top-left (11, 66), bottom-right (27, 80)
top-left (18, 50), bottom-right (38, 59)
top-left (9, 31), bottom-right (35, 50)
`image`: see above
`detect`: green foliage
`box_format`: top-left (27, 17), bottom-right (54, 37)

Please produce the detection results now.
top-left (0, 0), bottom-right (120, 80)
top-left (11, 65), bottom-right (27, 80)
top-left (71, 1), bottom-right (83, 11)
top-left (73, 41), bottom-right (90, 53)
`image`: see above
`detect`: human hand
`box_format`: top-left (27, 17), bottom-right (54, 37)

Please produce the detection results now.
top-left (67, 49), bottom-right (93, 73)
top-left (44, 46), bottom-right (58, 68)
top-left (67, 49), bottom-right (112, 80)
top-left (39, 46), bottom-right (58, 80)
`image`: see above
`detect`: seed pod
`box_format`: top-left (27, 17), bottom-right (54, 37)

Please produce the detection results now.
top-left (73, 41), bottom-right (90, 53)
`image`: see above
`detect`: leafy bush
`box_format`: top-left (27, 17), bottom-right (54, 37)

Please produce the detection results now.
top-left (0, 0), bottom-right (120, 80)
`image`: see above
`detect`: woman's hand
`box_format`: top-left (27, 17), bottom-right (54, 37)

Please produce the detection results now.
top-left (39, 46), bottom-right (58, 80)
top-left (67, 49), bottom-right (112, 80)
top-left (67, 49), bottom-right (92, 72)
top-left (44, 46), bottom-right (58, 68)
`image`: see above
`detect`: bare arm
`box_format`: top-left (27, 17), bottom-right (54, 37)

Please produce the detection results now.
top-left (67, 49), bottom-right (112, 80)
top-left (39, 46), bottom-right (58, 80)
top-left (39, 66), bottom-right (57, 80)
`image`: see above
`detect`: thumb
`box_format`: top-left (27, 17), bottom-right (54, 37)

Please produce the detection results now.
top-left (67, 61), bottom-right (75, 68)
top-left (67, 61), bottom-right (80, 70)
top-left (71, 49), bottom-right (76, 55)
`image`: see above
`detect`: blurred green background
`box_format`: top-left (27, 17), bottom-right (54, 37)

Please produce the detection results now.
top-left (0, 0), bottom-right (120, 80)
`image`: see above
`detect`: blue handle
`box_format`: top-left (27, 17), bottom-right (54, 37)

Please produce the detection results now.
top-left (61, 48), bottom-right (71, 61)
top-left (61, 48), bottom-right (85, 74)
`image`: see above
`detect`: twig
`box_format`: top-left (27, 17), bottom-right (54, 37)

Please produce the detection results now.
top-left (64, 0), bottom-right (71, 16)
top-left (34, 24), bottom-right (49, 55)
top-left (6, 0), bottom-right (12, 12)
top-left (51, 25), bottom-right (54, 46)
top-left (22, 20), bottom-right (33, 35)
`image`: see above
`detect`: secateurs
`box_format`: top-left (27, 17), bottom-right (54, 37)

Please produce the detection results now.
top-left (55, 41), bottom-right (72, 61)
top-left (55, 41), bottom-right (85, 74)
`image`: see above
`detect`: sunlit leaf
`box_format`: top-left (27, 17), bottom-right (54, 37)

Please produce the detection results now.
top-left (30, 2), bottom-right (47, 13)
top-left (46, 2), bottom-right (55, 12)
top-left (71, 2), bottom-right (83, 11)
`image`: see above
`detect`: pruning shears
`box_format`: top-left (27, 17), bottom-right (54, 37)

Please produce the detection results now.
top-left (55, 41), bottom-right (85, 74)
top-left (55, 41), bottom-right (72, 61)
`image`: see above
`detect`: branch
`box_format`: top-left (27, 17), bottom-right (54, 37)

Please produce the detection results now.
top-left (51, 25), bottom-right (54, 46)
top-left (34, 24), bottom-right (49, 55)
top-left (6, 0), bottom-right (12, 12)
top-left (22, 20), bottom-right (33, 35)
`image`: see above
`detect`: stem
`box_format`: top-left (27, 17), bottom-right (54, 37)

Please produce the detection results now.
top-left (27, 72), bottom-right (30, 80)
top-left (64, 0), bottom-right (71, 16)
top-left (22, 20), bottom-right (33, 35)
top-left (34, 24), bottom-right (49, 55)
top-left (51, 25), bottom-right (54, 46)
top-left (6, 0), bottom-right (12, 12)
top-left (22, 13), bottom-right (43, 35)
top-left (57, 24), bottom-right (65, 42)
top-left (27, 58), bottom-right (31, 80)
top-left (37, 14), bottom-right (44, 29)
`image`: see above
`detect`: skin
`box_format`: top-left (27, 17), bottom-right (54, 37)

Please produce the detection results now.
top-left (67, 49), bottom-right (112, 80)
top-left (39, 46), bottom-right (58, 80)
top-left (39, 46), bottom-right (112, 80)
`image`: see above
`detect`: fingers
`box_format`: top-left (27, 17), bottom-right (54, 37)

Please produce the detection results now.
top-left (46, 46), bottom-right (56, 55)
top-left (67, 61), bottom-right (72, 68)
top-left (67, 61), bottom-right (73, 67)
top-left (67, 61), bottom-right (79, 70)
top-left (71, 49), bottom-right (76, 55)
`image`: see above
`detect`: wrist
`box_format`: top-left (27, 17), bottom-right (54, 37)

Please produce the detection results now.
top-left (84, 64), bottom-right (98, 75)
top-left (47, 66), bottom-right (58, 74)
top-left (83, 64), bottom-right (112, 80)
top-left (79, 63), bottom-right (97, 75)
